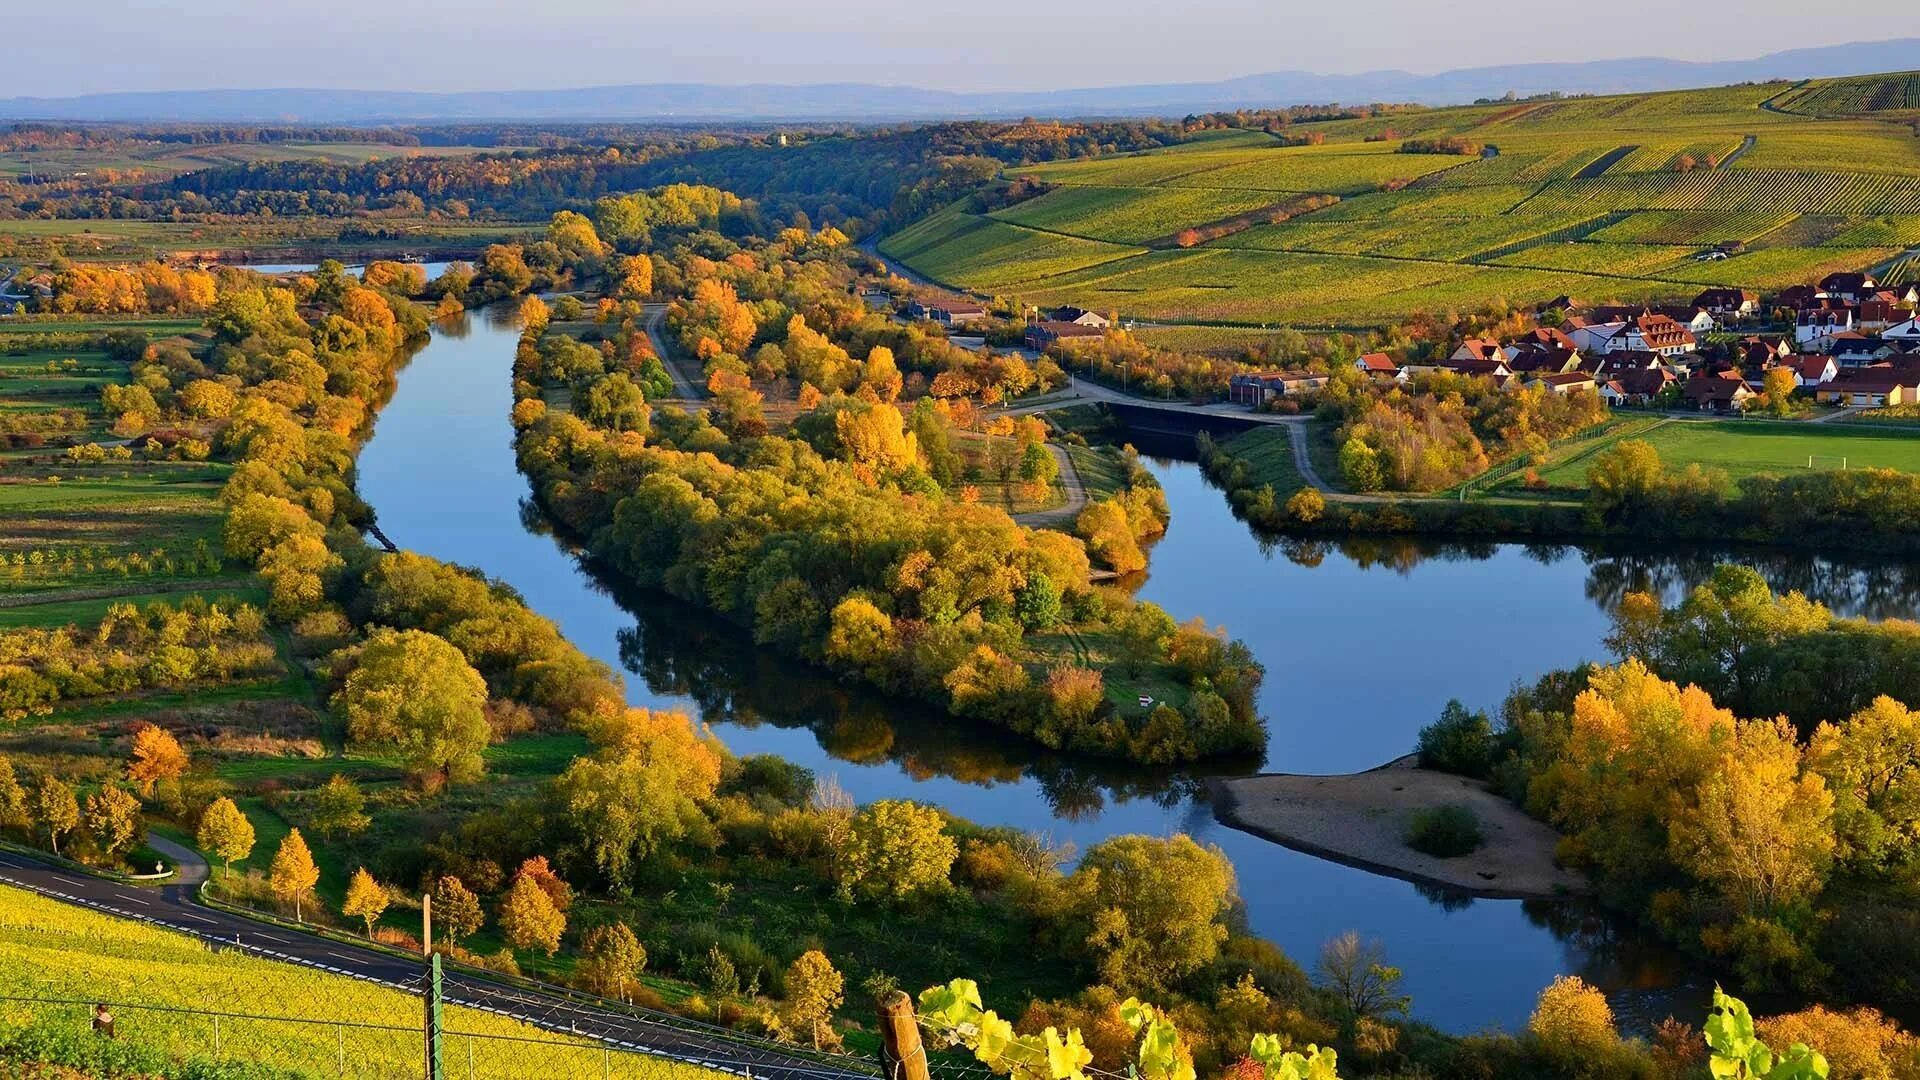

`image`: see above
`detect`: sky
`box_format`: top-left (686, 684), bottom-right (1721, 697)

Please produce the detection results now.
top-left (8, 1), bottom-right (1919, 97)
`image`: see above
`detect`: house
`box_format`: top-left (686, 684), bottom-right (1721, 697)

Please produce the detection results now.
top-left (1567, 319), bottom-right (1628, 354)
top-left (1440, 356), bottom-right (1514, 380)
top-left (907, 298), bottom-right (989, 327)
top-left (1505, 327), bottom-right (1580, 355)
top-left (1778, 285), bottom-right (1820, 310)
top-left (1787, 354), bottom-right (1839, 387)
top-left (1815, 367), bottom-right (1920, 407)
top-left (1024, 321), bottom-right (1105, 350)
top-left (1354, 352), bottom-right (1405, 381)
top-left (1602, 365), bottom-right (1678, 405)
top-left (1819, 271), bottom-right (1878, 303)
top-left (1858, 298), bottom-right (1906, 333)
top-left (1693, 288), bottom-right (1760, 319)
top-left (1450, 338), bottom-right (1505, 363)
top-left (1683, 371), bottom-right (1756, 412)
top-left (1625, 314), bottom-right (1698, 357)
top-left (1585, 304), bottom-right (1714, 335)
top-left (1048, 306), bottom-right (1112, 328)
top-left (1831, 333), bottom-right (1895, 367)
top-left (1736, 336), bottom-right (1793, 368)
top-left (1507, 344), bottom-right (1582, 376)
top-left (1531, 371), bottom-right (1598, 395)
top-left (1593, 350), bottom-right (1665, 378)
top-left (1797, 306), bottom-right (1856, 349)
top-left (1886, 316), bottom-right (1920, 346)
top-left (1228, 370), bottom-right (1330, 406)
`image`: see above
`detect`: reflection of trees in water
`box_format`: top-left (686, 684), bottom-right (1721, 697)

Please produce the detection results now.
top-left (1412, 882), bottom-right (1475, 912)
top-left (597, 569), bottom-right (1227, 823)
top-left (1263, 530), bottom-right (1920, 623)
top-left (1582, 548), bottom-right (1920, 621)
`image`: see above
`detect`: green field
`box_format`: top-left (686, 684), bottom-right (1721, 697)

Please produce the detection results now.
top-left (1531, 419), bottom-right (1920, 488)
top-left (882, 71), bottom-right (1920, 326)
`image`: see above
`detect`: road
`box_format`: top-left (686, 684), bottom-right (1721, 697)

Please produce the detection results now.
top-left (0, 845), bottom-right (874, 1080)
top-left (1010, 442), bottom-right (1088, 527)
top-left (642, 304), bottom-right (706, 401)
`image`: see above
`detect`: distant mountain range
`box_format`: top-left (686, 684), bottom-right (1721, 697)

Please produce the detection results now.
top-left (4, 40), bottom-right (1917, 124)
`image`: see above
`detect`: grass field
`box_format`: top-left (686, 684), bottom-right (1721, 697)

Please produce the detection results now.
top-left (1529, 419), bottom-right (1920, 489)
top-left (881, 71), bottom-right (1920, 326)
top-left (0, 884), bottom-right (722, 1080)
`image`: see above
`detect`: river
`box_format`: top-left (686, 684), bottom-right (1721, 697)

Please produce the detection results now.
top-left (356, 308), bottom-right (1920, 1034)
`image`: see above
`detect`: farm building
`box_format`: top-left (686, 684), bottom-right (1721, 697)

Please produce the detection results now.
top-left (906, 298), bottom-right (990, 326)
top-left (1816, 368), bottom-right (1920, 407)
top-left (1228, 370), bottom-right (1329, 406)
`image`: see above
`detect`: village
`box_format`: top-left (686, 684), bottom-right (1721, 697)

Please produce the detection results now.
top-left (1224, 271), bottom-right (1920, 414)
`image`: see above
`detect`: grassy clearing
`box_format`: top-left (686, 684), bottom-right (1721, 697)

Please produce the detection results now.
top-left (1218, 428), bottom-right (1306, 495)
top-left (1532, 419), bottom-right (1920, 489)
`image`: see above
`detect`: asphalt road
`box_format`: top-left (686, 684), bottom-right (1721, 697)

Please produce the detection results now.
top-left (0, 848), bottom-right (874, 1080)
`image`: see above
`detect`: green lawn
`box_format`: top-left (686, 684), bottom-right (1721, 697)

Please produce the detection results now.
top-left (1534, 419), bottom-right (1920, 488)
top-left (1219, 427), bottom-right (1306, 494)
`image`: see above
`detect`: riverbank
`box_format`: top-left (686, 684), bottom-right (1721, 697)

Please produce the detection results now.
top-left (1210, 756), bottom-right (1589, 900)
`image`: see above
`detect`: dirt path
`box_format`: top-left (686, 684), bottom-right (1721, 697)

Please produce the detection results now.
top-left (1012, 443), bottom-right (1088, 527)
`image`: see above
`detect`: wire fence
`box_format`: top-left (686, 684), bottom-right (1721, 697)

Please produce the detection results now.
top-left (0, 957), bottom-right (882, 1080)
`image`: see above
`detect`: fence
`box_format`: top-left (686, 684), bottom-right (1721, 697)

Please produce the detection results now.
top-left (0, 953), bottom-right (883, 1080)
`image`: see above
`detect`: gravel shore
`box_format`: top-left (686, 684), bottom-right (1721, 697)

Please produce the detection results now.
top-left (1210, 756), bottom-right (1589, 899)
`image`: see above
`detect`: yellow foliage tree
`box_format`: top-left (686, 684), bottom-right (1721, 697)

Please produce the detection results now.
top-left (269, 828), bottom-right (321, 921)
top-left (342, 867), bottom-right (389, 937)
top-left (126, 723), bottom-right (189, 797)
top-left (498, 872), bottom-right (567, 956)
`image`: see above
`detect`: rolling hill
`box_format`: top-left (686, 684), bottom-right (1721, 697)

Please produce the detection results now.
top-left (880, 73), bottom-right (1920, 328)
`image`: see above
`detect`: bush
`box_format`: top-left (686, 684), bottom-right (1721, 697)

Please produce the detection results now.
top-left (1404, 804), bottom-right (1485, 858)
top-left (1415, 700), bottom-right (1495, 778)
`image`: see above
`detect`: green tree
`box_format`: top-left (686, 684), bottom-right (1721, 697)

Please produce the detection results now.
top-left (269, 828), bottom-right (321, 921)
top-left (310, 774), bottom-right (371, 839)
top-left (579, 373), bottom-right (652, 434)
top-left (33, 776), bottom-right (79, 855)
top-left (1585, 438), bottom-right (1663, 524)
top-left (1338, 438), bottom-right (1383, 492)
top-left (1809, 696), bottom-right (1920, 876)
top-left (334, 628), bottom-right (490, 788)
top-left (1072, 834), bottom-right (1235, 993)
top-left (433, 876), bottom-right (485, 945)
top-left (84, 785), bottom-right (142, 862)
top-left (1018, 442), bottom-right (1059, 486)
top-left (197, 797), bottom-right (255, 878)
top-left (498, 872), bottom-right (566, 956)
top-left (579, 922), bottom-right (647, 1001)
top-left (784, 950), bottom-right (846, 1051)
top-left (342, 867), bottom-right (390, 937)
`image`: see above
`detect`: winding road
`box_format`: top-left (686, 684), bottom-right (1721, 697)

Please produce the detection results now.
top-left (0, 843), bottom-right (874, 1080)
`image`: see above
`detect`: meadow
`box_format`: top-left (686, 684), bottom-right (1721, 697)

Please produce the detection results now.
top-left (880, 71), bottom-right (1920, 326)
top-left (1526, 419), bottom-right (1920, 489)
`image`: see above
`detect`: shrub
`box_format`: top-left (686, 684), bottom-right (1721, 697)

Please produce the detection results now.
top-left (1404, 804), bottom-right (1485, 858)
top-left (1415, 700), bottom-right (1495, 778)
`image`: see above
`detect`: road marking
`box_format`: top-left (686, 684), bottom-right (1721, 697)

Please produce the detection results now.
top-left (327, 951), bottom-right (360, 964)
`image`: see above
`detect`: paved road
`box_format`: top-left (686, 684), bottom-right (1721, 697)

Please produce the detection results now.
top-left (642, 304), bottom-right (706, 401)
top-left (0, 847), bottom-right (873, 1080)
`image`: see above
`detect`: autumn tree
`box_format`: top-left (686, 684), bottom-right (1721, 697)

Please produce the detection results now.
top-left (499, 872), bottom-right (566, 955)
top-left (1529, 975), bottom-right (1616, 1055)
top-left (549, 710), bottom-right (722, 885)
top-left (432, 876), bottom-right (485, 944)
top-left (1072, 834), bottom-right (1235, 993)
top-left (84, 785), bottom-right (143, 862)
top-left (1670, 717), bottom-right (1835, 914)
top-left (198, 797), bottom-right (255, 878)
top-left (33, 776), bottom-right (78, 855)
top-left (834, 800), bottom-right (957, 900)
top-left (126, 723), bottom-right (188, 797)
top-left (784, 950), bottom-right (846, 1050)
top-left (342, 867), bottom-right (390, 937)
top-left (310, 774), bottom-right (371, 839)
top-left (513, 856), bottom-right (573, 913)
top-left (269, 828), bottom-right (321, 921)
top-left (1585, 439), bottom-right (1664, 524)
top-left (1809, 695), bottom-right (1920, 876)
top-left (0, 756), bottom-right (26, 830)
top-left (579, 922), bottom-right (647, 1000)
top-left (1761, 367), bottom-right (1799, 416)
top-left (334, 628), bottom-right (490, 788)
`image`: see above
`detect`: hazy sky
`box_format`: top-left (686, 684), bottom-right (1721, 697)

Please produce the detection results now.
top-left (10, 1), bottom-right (1919, 97)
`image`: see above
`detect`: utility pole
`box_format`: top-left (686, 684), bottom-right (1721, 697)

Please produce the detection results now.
top-left (421, 891), bottom-right (432, 955)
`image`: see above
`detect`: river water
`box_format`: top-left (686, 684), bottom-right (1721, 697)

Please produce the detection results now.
top-left (357, 309), bottom-right (1920, 1033)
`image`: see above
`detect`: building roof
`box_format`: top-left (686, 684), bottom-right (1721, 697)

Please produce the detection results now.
top-left (1633, 314), bottom-right (1696, 350)
top-left (1356, 352), bottom-right (1400, 373)
top-left (1684, 371), bottom-right (1753, 403)
top-left (1825, 366), bottom-right (1920, 394)
top-left (1029, 320), bottom-right (1104, 338)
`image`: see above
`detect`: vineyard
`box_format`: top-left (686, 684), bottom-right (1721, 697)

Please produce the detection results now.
top-left (880, 71), bottom-right (1920, 326)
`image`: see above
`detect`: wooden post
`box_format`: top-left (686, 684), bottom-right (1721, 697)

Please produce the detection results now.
top-left (878, 991), bottom-right (931, 1080)
top-left (421, 891), bottom-right (432, 956)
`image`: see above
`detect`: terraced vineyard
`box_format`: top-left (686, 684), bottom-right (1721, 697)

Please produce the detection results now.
top-left (880, 70), bottom-right (1920, 326)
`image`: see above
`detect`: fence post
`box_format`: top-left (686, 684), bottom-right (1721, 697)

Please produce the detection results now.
top-left (214, 1013), bottom-right (222, 1059)
top-left (338, 1021), bottom-right (347, 1077)
top-left (422, 892), bottom-right (433, 956)
top-left (878, 991), bottom-right (931, 1080)
top-left (425, 953), bottom-right (444, 1080)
